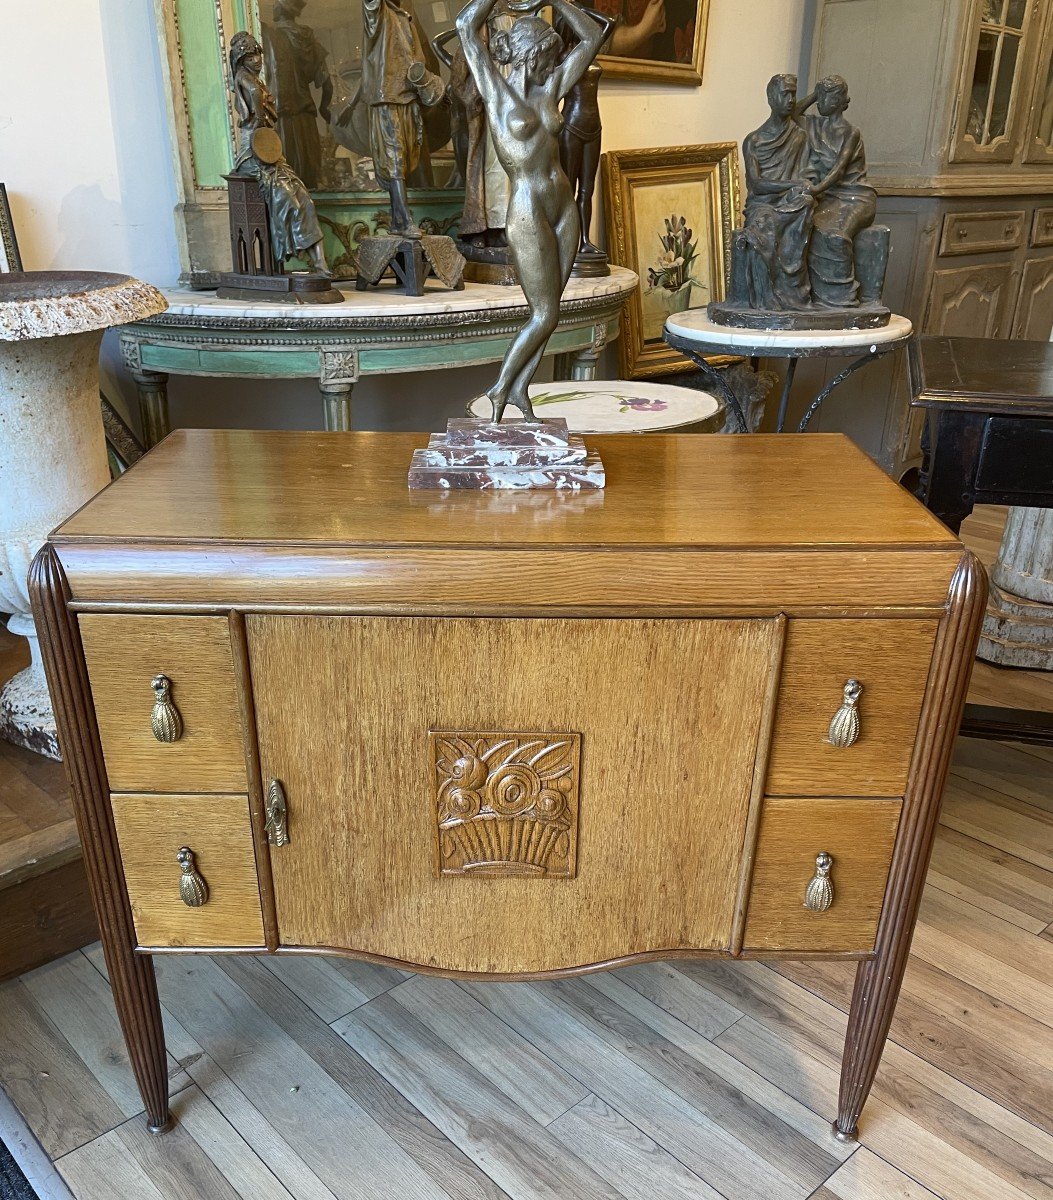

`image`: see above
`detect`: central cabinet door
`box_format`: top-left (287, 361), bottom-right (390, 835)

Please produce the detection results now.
top-left (248, 615), bottom-right (781, 974)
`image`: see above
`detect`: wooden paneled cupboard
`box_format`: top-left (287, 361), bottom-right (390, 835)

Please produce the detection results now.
top-left (31, 430), bottom-right (984, 1143)
top-left (804, 0), bottom-right (1053, 477)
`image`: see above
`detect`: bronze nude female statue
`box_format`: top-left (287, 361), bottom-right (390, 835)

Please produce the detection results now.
top-left (456, 0), bottom-right (609, 421)
top-left (229, 30), bottom-right (329, 275)
top-left (555, 5), bottom-right (615, 275)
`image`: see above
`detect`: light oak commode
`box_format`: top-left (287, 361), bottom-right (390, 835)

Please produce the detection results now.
top-left (32, 428), bottom-right (985, 1142)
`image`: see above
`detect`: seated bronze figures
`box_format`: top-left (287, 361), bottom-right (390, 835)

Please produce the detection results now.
top-left (710, 73), bottom-right (891, 331)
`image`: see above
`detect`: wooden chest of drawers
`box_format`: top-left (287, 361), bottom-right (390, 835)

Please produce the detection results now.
top-left (30, 429), bottom-right (985, 1143)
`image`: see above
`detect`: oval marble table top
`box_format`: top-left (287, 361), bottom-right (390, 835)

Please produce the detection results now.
top-left (468, 379), bottom-right (723, 433)
top-left (665, 308), bottom-right (913, 356)
top-left (148, 267), bottom-right (639, 325)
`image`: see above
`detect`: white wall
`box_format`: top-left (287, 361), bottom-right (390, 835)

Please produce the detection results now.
top-left (0, 0), bottom-right (811, 436)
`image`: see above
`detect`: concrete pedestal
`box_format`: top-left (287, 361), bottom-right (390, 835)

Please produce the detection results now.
top-left (0, 272), bottom-right (167, 756)
top-left (978, 506), bottom-right (1053, 670)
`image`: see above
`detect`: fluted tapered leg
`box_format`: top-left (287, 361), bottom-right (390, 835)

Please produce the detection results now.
top-left (835, 552), bottom-right (986, 1140)
top-left (29, 544), bottom-right (171, 1132)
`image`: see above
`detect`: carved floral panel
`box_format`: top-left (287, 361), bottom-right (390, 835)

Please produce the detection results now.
top-left (430, 731), bottom-right (581, 878)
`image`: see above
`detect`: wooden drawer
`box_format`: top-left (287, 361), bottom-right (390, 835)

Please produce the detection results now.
top-left (1031, 207), bottom-right (1053, 248)
top-left (766, 619), bottom-right (937, 797)
top-left (79, 615), bottom-right (246, 793)
top-left (111, 793), bottom-right (264, 948)
top-left (939, 210), bottom-right (1025, 256)
top-left (743, 797), bottom-right (902, 952)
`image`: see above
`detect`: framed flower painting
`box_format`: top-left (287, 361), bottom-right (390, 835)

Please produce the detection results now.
top-left (601, 143), bottom-right (740, 378)
top-left (595, 0), bottom-right (710, 84)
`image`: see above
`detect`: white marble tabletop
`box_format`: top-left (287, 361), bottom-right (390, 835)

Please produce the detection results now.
top-left (469, 379), bottom-right (722, 433)
top-left (152, 266), bottom-right (639, 322)
top-left (665, 308), bottom-right (913, 352)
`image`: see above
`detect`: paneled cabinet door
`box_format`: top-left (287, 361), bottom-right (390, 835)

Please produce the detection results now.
top-left (247, 614), bottom-right (784, 975)
top-left (925, 260), bottom-right (1016, 337)
top-left (1011, 252), bottom-right (1053, 337)
top-left (1023, 0), bottom-right (1053, 163)
top-left (950, 0), bottom-right (1039, 165)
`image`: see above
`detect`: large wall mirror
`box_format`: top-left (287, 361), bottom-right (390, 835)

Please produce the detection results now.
top-left (158, 0), bottom-right (463, 283)
top-left (258, 0), bottom-right (459, 192)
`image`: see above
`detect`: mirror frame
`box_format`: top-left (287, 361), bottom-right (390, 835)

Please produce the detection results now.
top-left (155, 0), bottom-right (465, 284)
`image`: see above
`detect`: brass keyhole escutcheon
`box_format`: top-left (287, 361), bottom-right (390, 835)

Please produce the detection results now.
top-left (265, 779), bottom-right (290, 847)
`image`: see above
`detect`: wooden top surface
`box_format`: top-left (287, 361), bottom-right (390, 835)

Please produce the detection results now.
top-left (910, 335), bottom-right (1053, 414)
top-left (55, 429), bottom-right (956, 551)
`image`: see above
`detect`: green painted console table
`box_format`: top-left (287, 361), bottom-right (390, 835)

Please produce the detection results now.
top-left (118, 268), bottom-right (638, 443)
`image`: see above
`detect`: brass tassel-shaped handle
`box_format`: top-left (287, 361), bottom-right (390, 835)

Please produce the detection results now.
top-left (151, 674), bottom-right (183, 742)
top-left (803, 851), bottom-right (834, 912)
top-left (177, 846), bottom-right (208, 907)
top-left (265, 779), bottom-right (290, 847)
top-left (828, 679), bottom-right (863, 748)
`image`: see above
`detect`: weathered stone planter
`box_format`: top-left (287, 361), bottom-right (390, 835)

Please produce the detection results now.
top-left (0, 272), bottom-right (167, 756)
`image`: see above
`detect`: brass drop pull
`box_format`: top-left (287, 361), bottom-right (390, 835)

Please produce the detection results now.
top-left (151, 674), bottom-right (183, 742)
top-left (265, 779), bottom-right (290, 847)
top-left (804, 851), bottom-right (834, 912)
top-left (177, 847), bottom-right (208, 907)
top-left (828, 679), bottom-right (863, 748)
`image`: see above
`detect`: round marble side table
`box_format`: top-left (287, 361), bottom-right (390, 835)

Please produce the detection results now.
top-left (664, 310), bottom-right (913, 433)
top-left (468, 379), bottom-right (724, 433)
top-left (0, 272), bottom-right (167, 756)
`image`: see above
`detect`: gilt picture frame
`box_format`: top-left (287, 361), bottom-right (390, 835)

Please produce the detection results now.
top-left (601, 142), bottom-right (740, 378)
top-left (597, 0), bottom-right (709, 85)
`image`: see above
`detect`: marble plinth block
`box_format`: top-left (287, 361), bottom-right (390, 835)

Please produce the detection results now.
top-left (0, 272), bottom-right (167, 756)
top-left (408, 417), bottom-right (605, 489)
top-left (978, 506), bottom-right (1053, 670)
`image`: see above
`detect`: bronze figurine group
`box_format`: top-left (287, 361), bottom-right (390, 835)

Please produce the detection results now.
top-left (218, 30), bottom-right (340, 302)
top-left (711, 72), bottom-right (891, 330)
top-left (219, 1), bottom-right (613, 409)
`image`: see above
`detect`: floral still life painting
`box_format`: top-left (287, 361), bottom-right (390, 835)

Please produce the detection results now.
top-left (602, 143), bottom-right (740, 377)
top-left (646, 214), bottom-right (703, 322)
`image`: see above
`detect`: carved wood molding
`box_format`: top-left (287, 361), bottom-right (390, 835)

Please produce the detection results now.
top-left (430, 732), bottom-right (581, 878)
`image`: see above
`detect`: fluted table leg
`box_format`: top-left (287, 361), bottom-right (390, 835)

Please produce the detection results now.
top-left (29, 544), bottom-right (171, 1133)
top-left (834, 552), bottom-right (986, 1140)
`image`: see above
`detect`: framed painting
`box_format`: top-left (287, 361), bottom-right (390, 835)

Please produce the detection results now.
top-left (601, 142), bottom-right (740, 378)
top-left (0, 184), bottom-right (23, 272)
top-left (597, 0), bottom-right (709, 85)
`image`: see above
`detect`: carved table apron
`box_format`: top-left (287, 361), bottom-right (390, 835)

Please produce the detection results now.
top-left (30, 429), bottom-right (985, 1142)
top-left (118, 269), bottom-right (638, 445)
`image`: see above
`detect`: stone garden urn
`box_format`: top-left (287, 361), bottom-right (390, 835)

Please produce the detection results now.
top-left (0, 272), bottom-right (167, 757)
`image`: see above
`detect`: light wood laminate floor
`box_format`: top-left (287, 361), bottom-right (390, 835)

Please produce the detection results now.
top-left (0, 507), bottom-right (1049, 1200)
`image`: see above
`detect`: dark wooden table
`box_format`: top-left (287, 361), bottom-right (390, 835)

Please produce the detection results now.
top-left (910, 334), bottom-right (1053, 745)
top-left (910, 335), bottom-right (1053, 533)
